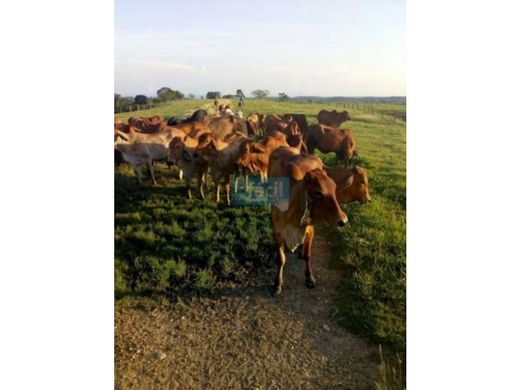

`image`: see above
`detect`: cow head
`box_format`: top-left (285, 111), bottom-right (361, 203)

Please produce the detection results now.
top-left (335, 166), bottom-right (371, 204)
top-left (195, 133), bottom-right (218, 161)
top-left (339, 134), bottom-right (356, 163)
top-left (167, 137), bottom-right (185, 165)
top-left (340, 111), bottom-right (351, 121)
top-left (295, 168), bottom-right (348, 227)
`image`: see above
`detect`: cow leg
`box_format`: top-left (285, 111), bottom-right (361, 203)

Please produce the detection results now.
top-left (198, 171), bottom-right (205, 199)
top-left (185, 177), bottom-right (192, 200)
top-left (234, 174), bottom-right (239, 193)
top-left (215, 181), bottom-right (220, 203)
top-left (225, 175), bottom-right (231, 206)
top-left (134, 163), bottom-right (143, 185)
top-left (302, 227), bottom-right (316, 288)
top-left (274, 244), bottom-right (286, 295)
top-left (147, 160), bottom-right (157, 185)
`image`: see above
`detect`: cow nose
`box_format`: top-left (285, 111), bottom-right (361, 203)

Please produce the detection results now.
top-left (338, 214), bottom-right (348, 227)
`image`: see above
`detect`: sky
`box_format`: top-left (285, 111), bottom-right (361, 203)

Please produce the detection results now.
top-left (115, 0), bottom-right (405, 98)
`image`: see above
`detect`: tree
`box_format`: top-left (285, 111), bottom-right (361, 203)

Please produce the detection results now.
top-left (157, 87), bottom-right (184, 102)
top-left (134, 95), bottom-right (148, 105)
top-left (206, 91), bottom-right (221, 99)
top-left (222, 94), bottom-right (235, 99)
top-left (114, 93), bottom-right (121, 107)
top-left (188, 93), bottom-right (196, 100)
top-left (278, 92), bottom-right (290, 101)
top-left (251, 89), bottom-right (269, 99)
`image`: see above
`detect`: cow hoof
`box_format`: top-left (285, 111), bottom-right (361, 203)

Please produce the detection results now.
top-left (305, 280), bottom-right (316, 289)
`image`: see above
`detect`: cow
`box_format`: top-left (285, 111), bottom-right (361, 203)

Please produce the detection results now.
top-left (114, 126), bottom-right (185, 184)
top-left (268, 147), bottom-right (348, 295)
top-left (304, 124), bottom-right (356, 164)
top-left (167, 137), bottom-right (209, 200)
top-left (324, 166), bottom-right (371, 204)
top-left (170, 121), bottom-right (211, 139)
top-left (237, 129), bottom-right (310, 181)
top-left (205, 114), bottom-right (247, 139)
top-left (236, 131), bottom-right (291, 181)
top-left (196, 132), bottom-right (250, 206)
top-left (317, 109), bottom-right (351, 127)
top-left (128, 116), bottom-right (166, 133)
top-left (282, 113), bottom-right (309, 133)
top-left (180, 109), bottom-right (208, 124)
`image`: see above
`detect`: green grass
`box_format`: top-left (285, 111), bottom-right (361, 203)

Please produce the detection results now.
top-left (115, 163), bottom-right (274, 298)
top-left (114, 99), bottom-right (406, 357)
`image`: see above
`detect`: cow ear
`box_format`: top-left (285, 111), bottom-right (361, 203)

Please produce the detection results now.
top-left (288, 163), bottom-right (304, 180)
top-left (115, 130), bottom-right (129, 142)
top-left (338, 174), bottom-right (354, 190)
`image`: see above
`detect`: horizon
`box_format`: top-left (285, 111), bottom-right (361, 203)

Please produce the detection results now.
top-left (115, 0), bottom-right (405, 98)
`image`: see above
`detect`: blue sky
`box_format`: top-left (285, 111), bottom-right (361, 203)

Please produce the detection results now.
top-left (115, 0), bottom-right (405, 97)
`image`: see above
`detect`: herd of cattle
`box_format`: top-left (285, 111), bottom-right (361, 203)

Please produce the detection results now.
top-left (114, 106), bottom-right (371, 295)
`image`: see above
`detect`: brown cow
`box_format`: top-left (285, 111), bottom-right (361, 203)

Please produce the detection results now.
top-left (196, 132), bottom-right (249, 206)
top-left (168, 137), bottom-right (209, 199)
top-left (317, 109), bottom-right (351, 127)
top-left (170, 121), bottom-right (211, 139)
top-left (304, 124), bottom-right (356, 164)
top-left (237, 131), bottom-right (290, 181)
top-left (128, 116), bottom-right (166, 133)
top-left (205, 114), bottom-right (247, 139)
top-left (268, 147), bottom-right (348, 295)
top-left (324, 166), bottom-right (371, 204)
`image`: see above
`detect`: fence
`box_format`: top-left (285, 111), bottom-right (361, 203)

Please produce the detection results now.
top-left (114, 102), bottom-right (170, 114)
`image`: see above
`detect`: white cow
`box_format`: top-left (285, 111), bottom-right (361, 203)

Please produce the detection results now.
top-left (114, 126), bottom-right (185, 184)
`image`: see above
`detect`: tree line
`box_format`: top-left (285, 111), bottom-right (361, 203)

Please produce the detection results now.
top-left (115, 87), bottom-right (291, 112)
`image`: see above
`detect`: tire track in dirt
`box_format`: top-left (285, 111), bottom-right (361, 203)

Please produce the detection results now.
top-left (115, 234), bottom-right (379, 389)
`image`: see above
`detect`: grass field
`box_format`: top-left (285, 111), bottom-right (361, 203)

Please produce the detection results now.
top-left (115, 99), bottom-right (406, 359)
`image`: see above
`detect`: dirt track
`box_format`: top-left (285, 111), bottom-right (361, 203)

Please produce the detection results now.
top-left (115, 235), bottom-right (379, 389)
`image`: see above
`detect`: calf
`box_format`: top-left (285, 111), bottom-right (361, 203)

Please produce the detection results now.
top-left (268, 147), bottom-right (348, 295)
top-left (196, 132), bottom-right (249, 206)
top-left (168, 137), bottom-right (209, 199)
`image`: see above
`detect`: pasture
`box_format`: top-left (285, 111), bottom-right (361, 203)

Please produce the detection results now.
top-left (115, 99), bottom-right (406, 387)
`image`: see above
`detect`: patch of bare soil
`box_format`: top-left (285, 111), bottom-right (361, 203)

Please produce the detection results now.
top-left (115, 235), bottom-right (379, 389)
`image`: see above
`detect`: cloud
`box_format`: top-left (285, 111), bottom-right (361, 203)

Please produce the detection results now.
top-left (201, 66), bottom-right (208, 74)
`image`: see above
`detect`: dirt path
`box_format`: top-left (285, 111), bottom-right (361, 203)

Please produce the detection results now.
top-left (115, 235), bottom-right (379, 389)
